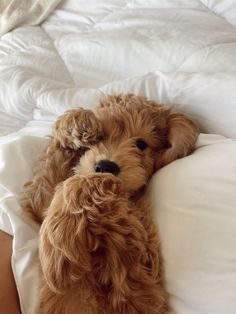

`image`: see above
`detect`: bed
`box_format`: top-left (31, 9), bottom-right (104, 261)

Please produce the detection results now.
top-left (0, 1), bottom-right (236, 313)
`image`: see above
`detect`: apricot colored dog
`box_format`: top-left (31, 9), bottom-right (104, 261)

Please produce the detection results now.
top-left (21, 94), bottom-right (199, 314)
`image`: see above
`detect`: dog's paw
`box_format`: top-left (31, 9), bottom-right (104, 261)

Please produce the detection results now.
top-left (53, 108), bottom-right (103, 150)
top-left (60, 174), bottom-right (125, 212)
top-left (76, 173), bottom-right (124, 199)
top-left (87, 173), bottom-right (124, 196)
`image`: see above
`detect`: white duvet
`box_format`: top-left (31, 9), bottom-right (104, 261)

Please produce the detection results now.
top-left (0, 1), bottom-right (236, 313)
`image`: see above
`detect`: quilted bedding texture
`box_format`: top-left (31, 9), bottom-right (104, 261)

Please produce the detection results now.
top-left (0, 1), bottom-right (236, 313)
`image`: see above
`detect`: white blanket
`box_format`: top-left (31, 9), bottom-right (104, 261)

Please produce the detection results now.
top-left (0, 0), bottom-right (61, 36)
top-left (1, 1), bottom-right (236, 313)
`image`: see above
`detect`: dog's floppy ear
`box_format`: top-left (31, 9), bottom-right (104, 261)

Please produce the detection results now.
top-left (155, 111), bottom-right (199, 169)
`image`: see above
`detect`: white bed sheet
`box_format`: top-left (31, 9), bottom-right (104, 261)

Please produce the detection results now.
top-left (1, 1), bottom-right (236, 313)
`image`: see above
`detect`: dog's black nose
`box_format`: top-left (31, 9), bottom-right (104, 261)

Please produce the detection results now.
top-left (95, 160), bottom-right (120, 175)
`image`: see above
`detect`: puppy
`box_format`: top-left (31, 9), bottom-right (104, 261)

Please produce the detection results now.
top-left (20, 94), bottom-right (199, 314)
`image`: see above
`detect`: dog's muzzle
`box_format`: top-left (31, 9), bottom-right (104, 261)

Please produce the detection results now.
top-left (94, 159), bottom-right (120, 176)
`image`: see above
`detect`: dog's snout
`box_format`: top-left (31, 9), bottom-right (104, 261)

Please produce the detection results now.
top-left (95, 160), bottom-right (120, 175)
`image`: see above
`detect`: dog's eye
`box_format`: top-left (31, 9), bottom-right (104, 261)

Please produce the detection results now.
top-left (136, 139), bottom-right (147, 151)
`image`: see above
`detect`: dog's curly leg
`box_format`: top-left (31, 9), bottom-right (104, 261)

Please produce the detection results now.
top-left (39, 174), bottom-right (124, 290)
top-left (38, 174), bottom-right (123, 313)
top-left (39, 174), bottom-right (166, 313)
top-left (20, 109), bottom-right (103, 224)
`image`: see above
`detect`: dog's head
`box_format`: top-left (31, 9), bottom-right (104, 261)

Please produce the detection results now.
top-left (74, 94), bottom-right (199, 193)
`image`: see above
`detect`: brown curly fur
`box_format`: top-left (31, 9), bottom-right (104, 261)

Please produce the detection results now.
top-left (20, 94), bottom-right (199, 314)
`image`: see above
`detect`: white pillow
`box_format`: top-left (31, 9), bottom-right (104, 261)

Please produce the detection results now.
top-left (150, 134), bottom-right (236, 314)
